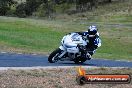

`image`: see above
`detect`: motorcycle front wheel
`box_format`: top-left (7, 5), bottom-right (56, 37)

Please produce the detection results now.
top-left (48, 48), bottom-right (62, 63)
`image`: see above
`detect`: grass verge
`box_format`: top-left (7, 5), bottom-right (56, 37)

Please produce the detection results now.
top-left (0, 68), bottom-right (131, 88)
top-left (0, 0), bottom-right (132, 60)
top-left (0, 16), bottom-right (131, 60)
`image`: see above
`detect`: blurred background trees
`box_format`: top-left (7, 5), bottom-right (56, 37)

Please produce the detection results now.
top-left (0, 0), bottom-right (15, 15)
top-left (0, 0), bottom-right (121, 18)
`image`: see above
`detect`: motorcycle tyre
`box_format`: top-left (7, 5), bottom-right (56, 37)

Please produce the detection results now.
top-left (74, 57), bottom-right (87, 64)
top-left (48, 48), bottom-right (62, 63)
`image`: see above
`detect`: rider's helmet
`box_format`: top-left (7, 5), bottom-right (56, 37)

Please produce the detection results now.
top-left (88, 25), bottom-right (98, 35)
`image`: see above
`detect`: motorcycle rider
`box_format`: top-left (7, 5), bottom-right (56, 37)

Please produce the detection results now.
top-left (76, 25), bottom-right (101, 60)
top-left (48, 25), bottom-right (101, 63)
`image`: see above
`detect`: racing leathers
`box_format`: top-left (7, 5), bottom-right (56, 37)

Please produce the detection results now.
top-left (76, 31), bottom-right (101, 59)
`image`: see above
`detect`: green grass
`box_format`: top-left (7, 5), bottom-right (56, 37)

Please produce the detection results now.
top-left (93, 26), bottom-right (132, 60)
top-left (0, 0), bottom-right (132, 60)
top-left (0, 19), bottom-right (66, 54)
top-left (0, 16), bottom-right (131, 60)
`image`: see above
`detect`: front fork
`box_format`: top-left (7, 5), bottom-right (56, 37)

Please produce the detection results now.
top-left (58, 46), bottom-right (67, 58)
top-left (58, 51), bottom-right (67, 58)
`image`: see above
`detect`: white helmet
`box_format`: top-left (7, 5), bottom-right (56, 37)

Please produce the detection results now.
top-left (88, 25), bottom-right (98, 35)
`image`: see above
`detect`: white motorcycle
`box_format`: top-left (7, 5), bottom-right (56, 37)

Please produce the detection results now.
top-left (48, 32), bottom-right (101, 64)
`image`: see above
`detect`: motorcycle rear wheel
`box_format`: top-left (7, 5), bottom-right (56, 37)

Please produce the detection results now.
top-left (48, 48), bottom-right (62, 63)
top-left (74, 57), bottom-right (87, 64)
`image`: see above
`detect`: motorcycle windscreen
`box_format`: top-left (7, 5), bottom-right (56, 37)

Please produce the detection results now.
top-left (63, 33), bottom-right (79, 47)
top-left (63, 33), bottom-right (86, 53)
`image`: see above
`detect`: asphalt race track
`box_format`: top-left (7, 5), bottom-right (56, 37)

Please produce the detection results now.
top-left (0, 53), bottom-right (132, 68)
